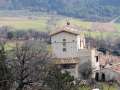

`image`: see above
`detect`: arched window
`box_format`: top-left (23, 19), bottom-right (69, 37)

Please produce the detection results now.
top-left (95, 72), bottom-right (99, 81)
top-left (101, 73), bottom-right (105, 81)
top-left (96, 56), bottom-right (99, 62)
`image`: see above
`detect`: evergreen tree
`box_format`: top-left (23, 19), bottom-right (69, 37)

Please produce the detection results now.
top-left (45, 66), bottom-right (78, 90)
top-left (0, 43), bottom-right (12, 90)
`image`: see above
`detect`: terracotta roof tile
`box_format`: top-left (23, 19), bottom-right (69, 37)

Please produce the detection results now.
top-left (110, 64), bottom-right (120, 74)
top-left (99, 54), bottom-right (120, 66)
top-left (50, 24), bottom-right (83, 36)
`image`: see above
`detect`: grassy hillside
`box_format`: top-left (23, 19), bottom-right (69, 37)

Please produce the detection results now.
top-left (0, 15), bottom-right (120, 38)
top-left (57, 19), bottom-right (91, 30)
top-left (114, 23), bottom-right (120, 32)
top-left (0, 17), bottom-right (47, 30)
top-left (0, 16), bottom-right (92, 31)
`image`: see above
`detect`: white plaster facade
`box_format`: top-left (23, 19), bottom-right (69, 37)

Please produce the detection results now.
top-left (51, 32), bottom-right (78, 58)
top-left (51, 30), bottom-right (86, 58)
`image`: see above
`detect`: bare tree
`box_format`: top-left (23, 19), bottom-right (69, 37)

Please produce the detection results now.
top-left (11, 41), bottom-right (51, 90)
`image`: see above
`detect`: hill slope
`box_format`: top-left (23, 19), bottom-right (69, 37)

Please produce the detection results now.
top-left (0, 15), bottom-right (120, 38)
top-left (0, 0), bottom-right (120, 21)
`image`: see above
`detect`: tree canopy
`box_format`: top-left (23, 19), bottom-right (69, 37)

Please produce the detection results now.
top-left (0, 0), bottom-right (120, 21)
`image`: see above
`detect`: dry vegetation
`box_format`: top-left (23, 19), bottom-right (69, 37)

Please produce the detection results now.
top-left (0, 15), bottom-right (119, 39)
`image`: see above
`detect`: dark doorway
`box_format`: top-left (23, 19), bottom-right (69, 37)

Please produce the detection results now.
top-left (101, 73), bottom-right (105, 81)
top-left (95, 72), bottom-right (99, 81)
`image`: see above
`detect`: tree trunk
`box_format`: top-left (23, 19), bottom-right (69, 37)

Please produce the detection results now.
top-left (16, 83), bottom-right (24, 90)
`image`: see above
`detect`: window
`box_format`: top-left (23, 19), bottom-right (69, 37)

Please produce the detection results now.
top-left (96, 56), bottom-right (99, 62)
top-left (63, 48), bottom-right (66, 52)
top-left (102, 66), bottom-right (105, 68)
top-left (95, 72), bottom-right (99, 81)
top-left (63, 39), bottom-right (66, 46)
top-left (62, 64), bottom-right (75, 69)
top-left (63, 39), bottom-right (66, 41)
top-left (63, 42), bottom-right (66, 46)
top-left (100, 65), bottom-right (105, 69)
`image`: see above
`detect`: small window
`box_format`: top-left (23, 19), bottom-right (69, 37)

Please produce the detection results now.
top-left (109, 63), bottom-right (112, 66)
top-left (62, 64), bottom-right (75, 69)
top-left (63, 42), bottom-right (66, 46)
top-left (62, 64), bottom-right (70, 69)
top-left (63, 48), bottom-right (66, 52)
top-left (100, 65), bottom-right (105, 69)
top-left (63, 39), bottom-right (66, 41)
top-left (102, 66), bottom-right (105, 68)
top-left (96, 56), bottom-right (99, 62)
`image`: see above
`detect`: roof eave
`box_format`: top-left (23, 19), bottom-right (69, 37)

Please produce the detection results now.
top-left (50, 30), bottom-right (79, 36)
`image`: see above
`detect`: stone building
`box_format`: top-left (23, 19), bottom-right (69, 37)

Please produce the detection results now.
top-left (50, 22), bottom-right (100, 79)
top-left (95, 53), bottom-right (120, 82)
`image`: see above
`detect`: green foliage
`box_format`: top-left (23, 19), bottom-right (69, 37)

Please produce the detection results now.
top-left (0, 43), bottom-right (13, 90)
top-left (45, 66), bottom-right (78, 90)
top-left (79, 83), bottom-right (118, 90)
top-left (0, 0), bottom-right (120, 21)
top-left (114, 23), bottom-right (120, 32)
top-left (101, 83), bottom-right (118, 90)
top-left (0, 17), bottom-right (47, 30)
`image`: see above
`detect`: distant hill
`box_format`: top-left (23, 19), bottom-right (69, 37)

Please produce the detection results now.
top-left (0, 0), bottom-right (120, 21)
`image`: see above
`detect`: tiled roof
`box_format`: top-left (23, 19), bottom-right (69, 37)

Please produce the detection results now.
top-left (110, 56), bottom-right (120, 63)
top-left (50, 23), bottom-right (82, 36)
top-left (52, 57), bottom-right (80, 64)
top-left (111, 64), bottom-right (120, 74)
top-left (99, 54), bottom-right (120, 74)
top-left (99, 54), bottom-right (120, 66)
